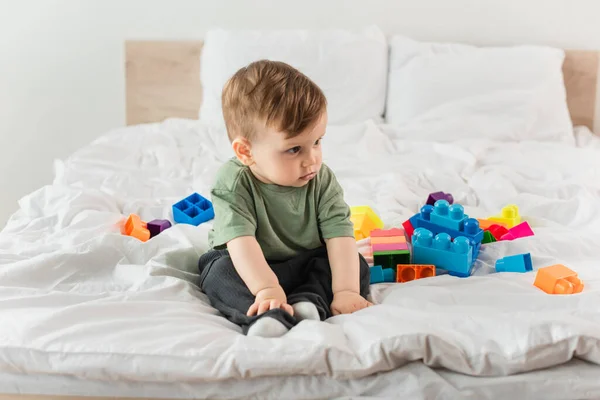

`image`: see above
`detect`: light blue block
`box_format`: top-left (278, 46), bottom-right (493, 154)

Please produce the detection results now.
top-left (383, 268), bottom-right (395, 282)
top-left (409, 205), bottom-right (483, 249)
top-left (412, 228), bottom-right (474, 277)
top-left (370, 265), bottom-right (384, 284)
top-left (429, 200), bottom-right (468, 231)
top-left (172, 192), bottom-right (214, 226)
top-left (495, 253), bottom-right (532, 273)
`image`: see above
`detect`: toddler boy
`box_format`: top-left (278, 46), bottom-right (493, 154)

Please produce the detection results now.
top-left (198, 60), bottom-right (372, 337)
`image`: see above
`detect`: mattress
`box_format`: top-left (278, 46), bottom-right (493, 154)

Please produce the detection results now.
top-left (1, 119), bottom-right (599, 399)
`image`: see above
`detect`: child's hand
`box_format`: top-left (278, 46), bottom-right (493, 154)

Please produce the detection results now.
top-left (330, 290), bottom-right (373, 315)
top-left (247, 285), bottom-right (294, 317)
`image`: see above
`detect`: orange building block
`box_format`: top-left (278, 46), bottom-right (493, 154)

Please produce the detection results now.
top-left (477, 219), bottom-right (508, 230)
top-left (371, 236), bottom-right (406, 245)
top-left (396, 264), bottom-right (436, 283)
top-left (533, 264), bottom-right (583, 295)
top-left (124, 214), bottom-right (150, 242)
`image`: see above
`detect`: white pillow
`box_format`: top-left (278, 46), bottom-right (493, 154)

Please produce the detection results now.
top-left (385, 36), bottom-right (574, 142)
top-left (199, 26), bottom-right (388, 127)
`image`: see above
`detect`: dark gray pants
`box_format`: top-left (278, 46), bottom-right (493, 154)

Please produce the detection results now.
top-left (198, 246), bottom-right (371, 334)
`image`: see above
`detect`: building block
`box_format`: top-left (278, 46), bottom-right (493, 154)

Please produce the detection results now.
top-left (429, 200), bottom-right (468, 231)
top-left (402, 220), bottom-right (415, 240)
top-left (533, 264), bottom-right (583, 295)
top-left (372, 242), bottom-right (409, 252)
top-left (396, 264), bottom-right (436, 283)
top-left (488, 204), bottom-right (521, 228)
top-left (482, 230), bottom-right (497, 244)
top-left (478, 219), bottom-right (508, 231)
top-left (426, 191), bottom-right (454, 206)
top-left (147, 219), bottom-right (172, 238)
top-left (172, 193), bottom-right (214, 226)
top-left (495, 253), bottom-right (533, 273)
top-left (371, 228), bottom-right (405, 237)
top-left (500, 221), bottom-right (534, 241)
top-left (409, 205), bottom-right (484, 247)
top-left (488, 224), bottom-right (509, 241)
top-left (124, 214), bottom-right (150, 242)
top-left (373, 251), bottom-right (410, 270)
top-left (371, 236), bottom-right (406, 245)
top-left (370, 265), bottom-right (395, 284)
top-left (350, 206), bottom-right (384, 240)
top-left (412, 228), bottom-right (473, 277)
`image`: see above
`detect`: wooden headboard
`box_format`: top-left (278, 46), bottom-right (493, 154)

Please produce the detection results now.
top-left (125, 41), bottom-right (600, 135)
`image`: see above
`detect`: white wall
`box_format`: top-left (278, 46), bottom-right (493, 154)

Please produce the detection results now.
top-left (1, 0), bottom-right (600, 226)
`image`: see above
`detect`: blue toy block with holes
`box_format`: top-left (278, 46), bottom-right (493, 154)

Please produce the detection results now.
top-left (412, 228), bottom-right (474, 277)
top-left (429, 200), bottom-right (468, 231)
top-left (172, 193), bottom-right (215, 226)
top-left (409, 204), bottom-right (483, 254)
top-left (495, 253), bottom-right (532, 273)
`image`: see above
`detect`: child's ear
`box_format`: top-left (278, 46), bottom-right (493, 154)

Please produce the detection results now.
top-left (232, 137), bottom-right (254, 166)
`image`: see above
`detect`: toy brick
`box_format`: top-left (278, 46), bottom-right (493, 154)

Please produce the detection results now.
top-left (373, 251), bottom-right (410, 270)
top-left (350, 206), bottom-right (384, 240)
top-left (371, 236), bottom-right (406, 245)
top-left (402, 219), bottom-right (415, 241)
top-left (488, 224), bottom-right (509, 241)
top-left (172, 193), bottom-right (214, 226)
top-left (500, 221), bottom-right (534, 241)
top-left (429, 200), bottom-right (467, 231)
top-left (411, 228), bottom-right (473, 277)
top-left (478, 219), bottom-right (508, 230)
top-left (533, 264), bottom-right (583, 295)
top-left (372, 242), bottom-right (409, 252)
top-left (488, 204), bottom-right (521, 228)
top-left (370, 266), bottom-right (384, 284)
top-left (396, 264), bottom-right (436, 283)
top-left (371, 228), bottom-right (405, 238)
top-left (147, 219), bottom-right (172, 238)
top-left (383, 268), bottom-right (395, 282)
top-left (409, 205), bottom-right (484, 247)
top-left (426, 191), bottom-right (454, 206)
top-left (495, 253), bottom-right (532, 273)
top-left (124, 214), bottom-right (150, 242)
top-left (482, 230), bottom-right (496, 244)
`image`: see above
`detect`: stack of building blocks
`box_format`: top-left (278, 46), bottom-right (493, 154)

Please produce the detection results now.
top-left (495, 253), bottom-right (532, 273)
top-left (173, 193), bottom-right (215, 226)
top-left (426, 191), bottom-right (454, 206)
top-left (147, 219), bottom-right (172, 238)
top-left (370, 265), bottom-right (395, 284)
top-left (371, 228), bottom-right (410, 271)
top-left (124, 214), bottom-right (150, 242)
top-left (488, 204), bottom-right (521, 228)
top-left (351, 206), bottom-right (384, 240)
top-left (407, 200), bottom-right (483, 258)
top-left (396, 264), bottom-right (436, 283)
top-left (533, 264), bottom-right (583, 294)
top-left (412, 228), bottom-right (474, 277)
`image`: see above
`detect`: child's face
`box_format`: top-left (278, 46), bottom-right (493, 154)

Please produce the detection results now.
top-left (249, 112), bottom-right (327, 187)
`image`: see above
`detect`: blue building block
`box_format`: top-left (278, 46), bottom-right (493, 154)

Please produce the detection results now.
top-left (429, 200), bottom-right (467, 231)
top-left (409, 204), bottom-right (484, 253)
top-left (412, 228), bottom-right (474, 277)
top-left (383, 268), bottom-right (395, 282)
top-left (495, 253), bottom-right (533, 273)
top-left (172, 193), bottom-right (215, 226)
top-left (370, 265), bottom-right (396, 284)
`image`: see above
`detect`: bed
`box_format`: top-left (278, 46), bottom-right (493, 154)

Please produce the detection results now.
top-left (1, 27), bottom-right (600, 399)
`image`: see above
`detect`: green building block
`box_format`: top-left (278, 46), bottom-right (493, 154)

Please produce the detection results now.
top-left (373, 250), bottom-right (410, 271)
top-left (482, 230), bottom-right (497, 244)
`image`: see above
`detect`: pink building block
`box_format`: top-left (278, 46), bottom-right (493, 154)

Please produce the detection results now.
top-left (500, 221), bottom-right (534, 241)
top-left (372, 242), bottom-right (409, 252)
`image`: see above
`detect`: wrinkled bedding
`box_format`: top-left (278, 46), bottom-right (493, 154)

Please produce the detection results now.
top-left (0, 119), bottom-right (599, 395)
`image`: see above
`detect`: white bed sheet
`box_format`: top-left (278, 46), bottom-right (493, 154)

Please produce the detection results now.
top-left (0, 119), bottom-right (599, 398)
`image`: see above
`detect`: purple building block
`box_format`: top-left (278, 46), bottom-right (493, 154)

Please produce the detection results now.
top-left (426, 191), bottom-right (454, 206)
top-left (147, 219), bottom-right (172, 238)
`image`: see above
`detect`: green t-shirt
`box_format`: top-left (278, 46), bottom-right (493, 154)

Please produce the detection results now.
top-left (208, 158), bottom-right (354, 261)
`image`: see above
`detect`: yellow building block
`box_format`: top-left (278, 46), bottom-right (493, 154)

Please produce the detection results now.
top-left (350, 206), bottom-right (384, 240)
top-left (488, 204), bottom-right (521, 228)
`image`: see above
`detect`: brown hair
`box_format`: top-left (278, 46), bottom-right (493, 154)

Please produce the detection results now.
top-left (221, 60), bottom-right (327, 142)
